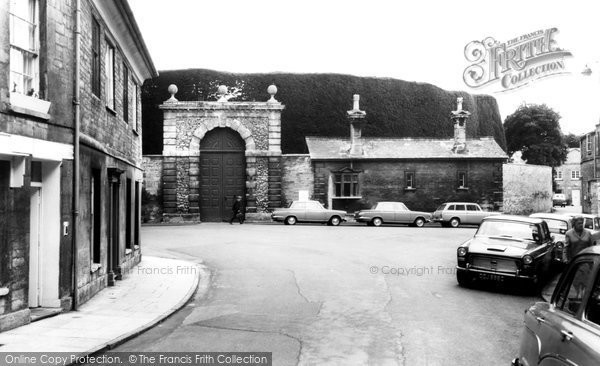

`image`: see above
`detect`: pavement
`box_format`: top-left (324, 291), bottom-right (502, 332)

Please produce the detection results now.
top-left (0, 256), bottom-right (206, 358)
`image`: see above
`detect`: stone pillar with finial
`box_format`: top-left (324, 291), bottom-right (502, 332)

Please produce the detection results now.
top-left (450, 97), bottom-right (471, 153)
top-left (347, 94), bottom-right (366, 156)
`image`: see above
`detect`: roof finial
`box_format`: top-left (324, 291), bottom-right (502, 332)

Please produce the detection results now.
top-left (217, 85), bottom-right (228, 102)
top-left (267, 84), bottom-right (278, 103)
top-left (166, 84), bottom-right (178, 103)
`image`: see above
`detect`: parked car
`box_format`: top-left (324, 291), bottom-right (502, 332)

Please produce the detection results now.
top-left (271, 200), bottom-right (347, 226)
top-left (552, 193), bottom-right (567, 207)
top-left (354, 202), bottom-right (432, 227)
top-left (432, 202), bottom-right (500, 228)
top-left (456, 215), bottom-right (555, 289)
top-left (530, 213), bottom-right (573, 264)
top-left (512, 246), bottom-right (600, 366)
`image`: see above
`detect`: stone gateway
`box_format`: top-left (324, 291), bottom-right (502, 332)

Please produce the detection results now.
top-left (158, 85), bottom-right (284, 222)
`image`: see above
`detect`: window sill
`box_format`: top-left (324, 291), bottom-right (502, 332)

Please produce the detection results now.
top-left (90, 263), bottom-right (102, 273)
top-left (125, 248), bottom-right (133, 255)
top-left (457, 187), bottom-right (470, 191)
top-left (9, 92), bottom-right (51, 120)
top-left (404, 187), bottom-right (417, 191)
top-left (106, 106), bottom-right (117, 115)
top-left (134, 245), bottom-right (140, 251)
top-left (132, 128), bottom-right (140, 136)
top-left (332, 196), bottom-right (362, 199)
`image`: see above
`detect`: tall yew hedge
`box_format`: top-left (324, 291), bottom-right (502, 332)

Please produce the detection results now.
top-left (142, 69), bottom-right (507, 154)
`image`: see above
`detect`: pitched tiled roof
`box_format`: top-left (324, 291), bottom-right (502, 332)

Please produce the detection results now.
top-left (305, 137), bottom-right (507, 160)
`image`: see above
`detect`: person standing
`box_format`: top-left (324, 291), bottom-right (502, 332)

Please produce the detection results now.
top-left (229, 195), bottom-right (245, 224)
top-left (565, 216), bottom-right (593, 262)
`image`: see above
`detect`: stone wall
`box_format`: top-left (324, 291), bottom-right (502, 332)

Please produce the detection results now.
top-left (503, 163), bottom-right (552, 215)
top-left (312, 159), bottom-right (503, 213)
top-left (281, 155), bottom-right (314, 206)
top-left (0, 160), bottom-right (31, 331)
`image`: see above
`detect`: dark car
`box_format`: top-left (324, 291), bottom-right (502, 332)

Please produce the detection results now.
top-left (271, 200), bottom-right (347, 226)
top-left (456, 215), bottom-right (555, 289)
top-left (354, 201), bottom-right (432, 227)
top-left (552, 193), bottom-right (567, 207)
top-left (512, 246), bottom-right (600, 366)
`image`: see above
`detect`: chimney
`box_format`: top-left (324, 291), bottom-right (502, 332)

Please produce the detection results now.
top-left (347, 94), bottom-right (366, 156)
top-left (450, 97), bottom-right (471, 153)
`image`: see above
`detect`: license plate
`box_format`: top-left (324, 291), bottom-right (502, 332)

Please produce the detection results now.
top-left (478, 273), bottom-right (504, 282)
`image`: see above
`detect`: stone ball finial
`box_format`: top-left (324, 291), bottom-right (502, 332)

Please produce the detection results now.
top-left (217, 85), bottom-right (228, 102)
top-left (267, 84), bottom-right (278, 103)
top-left (167, 84), bottom-right (178, 102)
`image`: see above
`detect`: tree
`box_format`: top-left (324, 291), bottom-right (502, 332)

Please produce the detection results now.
top-left (504, 104), bottom-right (567, 167)
top-left (563, 132), bottom-right (581, 149)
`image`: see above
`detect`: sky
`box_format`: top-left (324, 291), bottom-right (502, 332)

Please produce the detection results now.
top-left (128, 0), bottom-right (600, 135)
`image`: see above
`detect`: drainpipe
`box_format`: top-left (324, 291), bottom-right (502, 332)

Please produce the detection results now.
top-left (71, 0), bottom-right (81, 311)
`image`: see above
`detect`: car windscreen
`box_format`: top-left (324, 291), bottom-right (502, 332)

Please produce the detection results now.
top-left (435, 204), bottom-right (446, 211)
top-left (539, 218), bottom-right (568, 234)
top-left (476, 220), bottom-right (540, 245)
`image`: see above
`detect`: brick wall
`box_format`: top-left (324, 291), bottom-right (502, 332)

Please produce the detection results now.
top-left (503, 163), bottom-right (552, 215)
top-left (281, 155), bottom-right (314, 206)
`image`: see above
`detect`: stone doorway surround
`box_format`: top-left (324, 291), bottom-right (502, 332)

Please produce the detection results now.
top-left (159, 85), bottom-right (285, 222)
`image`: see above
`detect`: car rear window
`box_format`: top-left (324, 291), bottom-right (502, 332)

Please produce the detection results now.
top-left (467, 205), bottom-right (479, 211)
top-left (542, 219), bottom-right (569, 234)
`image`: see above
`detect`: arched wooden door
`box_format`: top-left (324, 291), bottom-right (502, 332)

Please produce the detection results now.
top-left (199, 128), bottom-right (246, 222)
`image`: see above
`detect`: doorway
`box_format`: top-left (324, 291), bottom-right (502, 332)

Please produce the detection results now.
top-left (199, 128), bottom-right (246, 222)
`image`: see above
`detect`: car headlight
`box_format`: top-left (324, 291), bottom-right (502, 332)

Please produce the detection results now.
top-left (556, 241), bottom-right (564, 249)
top-left (523, 255), bottom-right (533, 265)
top-left (457, 247), bottom-right (467, 257)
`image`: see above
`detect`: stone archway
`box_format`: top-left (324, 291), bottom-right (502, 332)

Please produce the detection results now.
top-left (190, 119), bottom-right (256, 152)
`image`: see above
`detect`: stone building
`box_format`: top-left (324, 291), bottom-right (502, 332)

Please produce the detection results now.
top-left (143, 91), bottom-right (507, 220)
top-left (298, 96), bottom-right (507, 213)
top-left (554, 148), bottom-right (581, 206)
top-left (0, 0), bottom-right (156, 331)
top-left (147, 85), bottom-right (284, 222)
top-left (581, 125), bottom-right (600, 213)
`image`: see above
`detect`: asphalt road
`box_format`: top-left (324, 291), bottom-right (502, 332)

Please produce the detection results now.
top-left (110, 223), bottom-right (541, 365)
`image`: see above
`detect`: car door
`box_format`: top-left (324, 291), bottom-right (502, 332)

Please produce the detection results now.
top-left (376, 202), bottom-right (395, 223)
top-left (305, 201), bottom-right (327, 222)
top-left (454, 204), bottom-right (467, 224)
top-left (466, 204), bottom-right (483, 225)
top-left (394, 202), bottom-right (412, 224)
top-left (290, 202), bottom-right (307, 221)
top-left (533, 259), bottom-right (598, 365)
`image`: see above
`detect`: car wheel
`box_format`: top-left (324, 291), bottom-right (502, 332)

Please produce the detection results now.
top-left (414, 217), bottom-right (426, 227)
top-left (372, 217), bottom-right (383, 227)
top-left (329, 216), bottom-right (341, 226)
top-left (450, 218), bottom-right (460, 228)
top-left (285, 216), bottom-right (297, 225)
top-left (457, 271), bottom-right (471, 287)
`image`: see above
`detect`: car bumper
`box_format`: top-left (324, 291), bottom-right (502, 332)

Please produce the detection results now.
top-left (270, 215), bottom-right (284, 222)
top-left (456, 266), bottom-right (536, 280)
